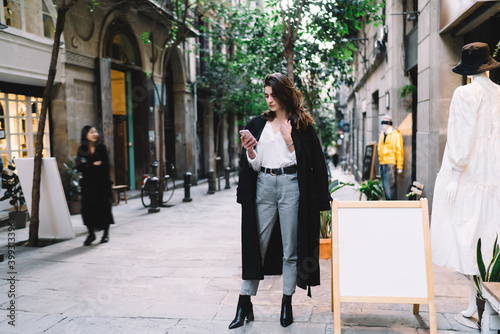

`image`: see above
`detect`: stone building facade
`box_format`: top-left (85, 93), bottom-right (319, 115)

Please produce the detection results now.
top-left (0, 0), bottom-right (240, 207)
top-left (344, 0), bottom-right (500, 207)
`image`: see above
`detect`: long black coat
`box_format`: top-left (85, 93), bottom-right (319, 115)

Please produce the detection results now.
top-left (76, 143), bottom-right (114, 229)
top-left (236, 115), bottom-right (331, 294)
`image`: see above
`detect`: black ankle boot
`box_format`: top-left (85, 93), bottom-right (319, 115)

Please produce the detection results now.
top-left (100, 232), bottom-right (109, 243)
top-left (84, 234), bottom-right (96, 246)
top-left (228, 294), bottom-right (254, 329)
top-left (280, 294), bottom-right (293, 327)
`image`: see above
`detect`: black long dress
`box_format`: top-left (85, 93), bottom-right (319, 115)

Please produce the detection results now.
top-left (76, 143), bottom-right (114, 230)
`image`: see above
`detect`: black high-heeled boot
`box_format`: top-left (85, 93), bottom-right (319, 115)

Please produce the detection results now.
top-left (228, 294), bottom-right (254, 329)
top-left (280, 294), bottom-right (293, 327)
top-left (101, 228), bottom-right (109, 243)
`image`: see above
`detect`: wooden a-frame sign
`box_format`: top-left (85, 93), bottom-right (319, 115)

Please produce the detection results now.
top-left (330, 199), bottom-right (436, 333)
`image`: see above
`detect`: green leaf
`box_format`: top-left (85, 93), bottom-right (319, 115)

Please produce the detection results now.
top-left (473, 275), bottom-right (483, 298)
top-left (493, 234), bottom-right (499, 259)
top-left (329, 179), bottom-right (339, 192)
top-left (489, 251), bottom-right (500, 282)
top-left (140, 32), bottom-right (150, 44)
top-left (477, 238), bottom-right (487, 281)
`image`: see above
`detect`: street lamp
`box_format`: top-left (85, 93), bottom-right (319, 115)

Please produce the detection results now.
top-left (389, 11), bottom-right (420, 22)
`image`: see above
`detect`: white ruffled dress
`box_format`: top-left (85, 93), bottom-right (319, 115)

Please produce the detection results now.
top-left (431, 75), bottom-right (500, 275)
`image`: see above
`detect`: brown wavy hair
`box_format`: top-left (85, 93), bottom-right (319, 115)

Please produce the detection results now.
top-left (263, 73), bottom-right (314, 131)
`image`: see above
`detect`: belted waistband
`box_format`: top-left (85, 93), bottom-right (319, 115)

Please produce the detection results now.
top-left (260, 165), bottom-right (297, 175)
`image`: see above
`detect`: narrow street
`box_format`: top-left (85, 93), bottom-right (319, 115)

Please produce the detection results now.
top-left (0, 168), bottom-right (476, 333)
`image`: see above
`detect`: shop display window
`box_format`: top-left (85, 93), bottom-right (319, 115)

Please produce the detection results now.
top-left (0, 92), bottom-right (50, 167)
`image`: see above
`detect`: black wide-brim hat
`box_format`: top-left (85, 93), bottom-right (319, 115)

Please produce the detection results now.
top-left (452, 42), bottom-right (500, 75)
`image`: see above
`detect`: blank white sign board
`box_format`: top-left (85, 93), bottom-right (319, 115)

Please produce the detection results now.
top-left (331, 199), bottom-right (436, 334)
top-left (15, 158), bottom-right (74, 239)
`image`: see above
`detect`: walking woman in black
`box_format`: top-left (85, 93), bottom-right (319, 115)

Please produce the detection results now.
top-left (230, 73), bottom-right (331, 329)
top-left (76, 125), bottom-right (114, 246)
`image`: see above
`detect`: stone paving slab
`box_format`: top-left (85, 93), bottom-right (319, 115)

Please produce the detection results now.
top-left (0, 168), bottom-right (480, 333)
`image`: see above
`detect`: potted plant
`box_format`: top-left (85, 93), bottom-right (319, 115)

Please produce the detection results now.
top-left (62, 160), bottom-right (82, 215)
top-left (319, 179), bottom-right (354, 259)
top-left (357, 178), bottom-right (384, 201)
top-left (0, 160), bottom-right (28, 228)
top-left (473, 235), bottom-right (500, 329)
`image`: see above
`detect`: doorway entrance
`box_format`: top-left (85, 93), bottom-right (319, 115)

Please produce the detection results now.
top-left (111, 69), bottom-right (135, 189)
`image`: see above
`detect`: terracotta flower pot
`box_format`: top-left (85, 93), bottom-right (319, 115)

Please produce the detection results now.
top-left (319, 238), bottom-right (332, 259)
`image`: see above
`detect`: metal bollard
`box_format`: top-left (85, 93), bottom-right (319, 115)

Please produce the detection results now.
top-left (148, 177), bottom-right (160, 213)
top-left (224, 166), bottom-right (231, 189)
top-left (207, 169), bottom-right (216, 194)
top-left (183, 172), bottom-right (192, 202)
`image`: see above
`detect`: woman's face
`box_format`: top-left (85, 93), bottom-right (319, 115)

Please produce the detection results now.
top-left (264, 86), bottom-right (282, 112)
top-left (87, 127), bottom-right (99, 143)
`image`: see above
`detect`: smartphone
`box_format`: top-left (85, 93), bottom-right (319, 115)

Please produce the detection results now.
top-left (239, 129), bottom-right (251, 138)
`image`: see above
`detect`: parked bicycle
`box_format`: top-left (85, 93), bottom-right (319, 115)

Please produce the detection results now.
top-left (141, 160), bottom-right (175, 208)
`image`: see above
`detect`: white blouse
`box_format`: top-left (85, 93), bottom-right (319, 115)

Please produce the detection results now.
top-left (247, 122), bottom-right (297, 171)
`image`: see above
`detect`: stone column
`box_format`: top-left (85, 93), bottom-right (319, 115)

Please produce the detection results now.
top-left (173, 83), bottom-right (195, 180)
top-left (417, 0), bottom-right (462, 210)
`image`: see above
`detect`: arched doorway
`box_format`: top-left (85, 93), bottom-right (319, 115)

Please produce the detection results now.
top-left (102, 21), bottom-right (148, 190)
top-left (160, 47), bottom-right (191, 178)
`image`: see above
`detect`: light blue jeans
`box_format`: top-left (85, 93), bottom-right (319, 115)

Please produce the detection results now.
top-left (240, 171), bottom-right (300, 296)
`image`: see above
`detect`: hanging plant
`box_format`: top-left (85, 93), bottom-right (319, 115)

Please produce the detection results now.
top-left (398, 84), bottom-right (417, 98)
top-left (398, 84), bottom-right (417, 112)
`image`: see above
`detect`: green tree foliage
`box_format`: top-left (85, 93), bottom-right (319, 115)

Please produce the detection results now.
top-left (198, 0), bottom-right (383, 150)
top-left (140, 0), bottom-right (198, 202)
top-left (197, 3), bottom-right (281, 125)
top-left (272, 0), bottom-right (383, 147)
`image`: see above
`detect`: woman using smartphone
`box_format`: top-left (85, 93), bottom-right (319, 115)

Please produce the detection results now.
top-left (229, 73), bottom-right (331, 329)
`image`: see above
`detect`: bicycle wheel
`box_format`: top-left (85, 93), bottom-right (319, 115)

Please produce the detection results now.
top-left (141, 186), bottom-right (151, 207)
top-left (161, 176), bottom-right (175, 204)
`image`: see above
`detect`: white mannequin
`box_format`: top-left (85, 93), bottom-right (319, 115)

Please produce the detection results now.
top-left (381, 124), bottom-right (403, 174)
top-left (431, 43), bottom-right (500, 329)
top-left (445, 71), bottom-right (487, 204)
top-left (443, 71), bottom-right (485, 318)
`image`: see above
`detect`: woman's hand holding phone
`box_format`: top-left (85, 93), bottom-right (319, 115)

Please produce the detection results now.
top-left (240, 130), bottom-right (257, 158)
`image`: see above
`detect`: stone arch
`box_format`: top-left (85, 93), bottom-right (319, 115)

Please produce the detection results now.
top-left (163, 47), bottom-right (187, 86)
top-left (102, 18), bottom-right (142, 66)
top-left (160, 46), bottom-right (192, 176)
top-left (97, 17), bottom-right (149, 189)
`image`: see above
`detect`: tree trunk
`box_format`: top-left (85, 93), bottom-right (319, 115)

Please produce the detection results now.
top-left (284, 45), bottom-right (294, 82)
top-left (29, 1), bottom-right (77, 247)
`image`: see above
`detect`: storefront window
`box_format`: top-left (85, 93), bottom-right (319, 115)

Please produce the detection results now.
top-left (0, 92), bottom-right (50, 167)
top-left (2, 0), bottom-right (55, 38)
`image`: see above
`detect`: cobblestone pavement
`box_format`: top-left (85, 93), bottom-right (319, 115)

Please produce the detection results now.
top-left (0, 168), bottom-right (478, 333)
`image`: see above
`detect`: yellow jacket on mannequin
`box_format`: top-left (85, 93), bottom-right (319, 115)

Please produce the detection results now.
top-left (378, 130), bottom-right (404, 170)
